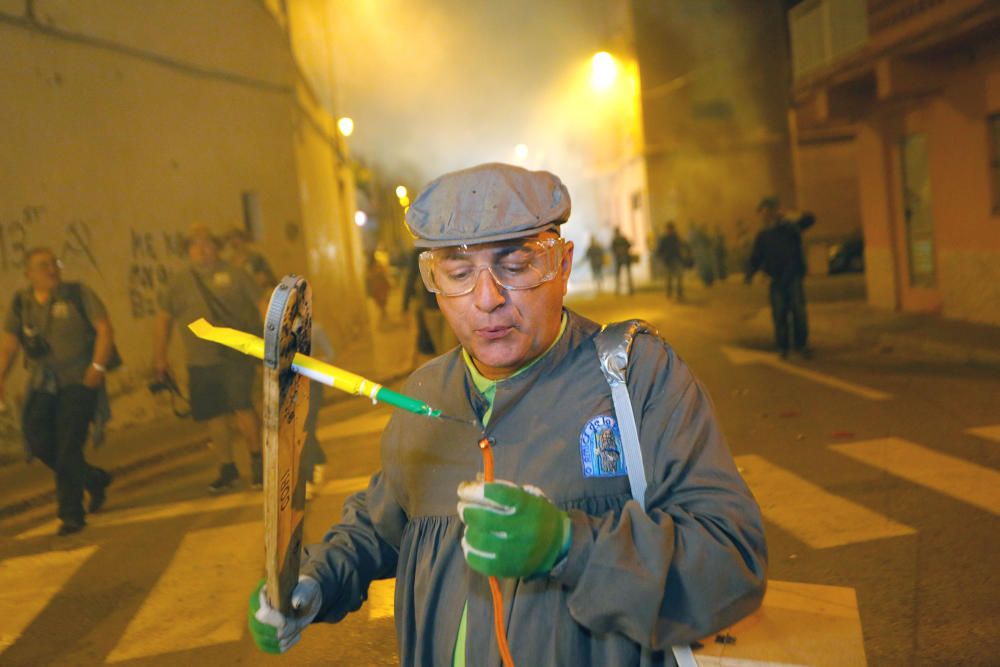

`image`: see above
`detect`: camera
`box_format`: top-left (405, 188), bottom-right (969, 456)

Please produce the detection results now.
top-left (148, 374), bottom-right (180, 395)
top-left (20, 326), bottom-right (51, 360)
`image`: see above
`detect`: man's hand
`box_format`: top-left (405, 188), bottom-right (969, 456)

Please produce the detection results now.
top-left (457, 480), bottom-right (570, 579)
top-left (82, 365), bottom-right (105, 389)
top-left (247, 576), bottom-right (323, 654)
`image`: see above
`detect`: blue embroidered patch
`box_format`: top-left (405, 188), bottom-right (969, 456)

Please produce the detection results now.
top-left (579, 415), bottom-right (627, 478)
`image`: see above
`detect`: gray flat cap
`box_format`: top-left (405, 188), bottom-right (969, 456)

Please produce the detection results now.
top-left (405, 163), bottom-right (571, 248)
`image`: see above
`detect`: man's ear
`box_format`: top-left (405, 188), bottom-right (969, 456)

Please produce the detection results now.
top-left (561, 241), bottom-right (575, 294)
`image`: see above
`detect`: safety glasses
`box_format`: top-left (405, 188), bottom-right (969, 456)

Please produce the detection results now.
top-left (418, 237), bottom-right (566, 297)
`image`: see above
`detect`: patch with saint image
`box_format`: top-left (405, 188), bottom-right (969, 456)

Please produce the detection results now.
top-left (579, 415), bottom-right (627, 478)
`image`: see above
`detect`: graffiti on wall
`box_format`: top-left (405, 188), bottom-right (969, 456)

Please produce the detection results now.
top-left (128, 228), bottom-right (185, 319)
top-left (0, 206), bottom-right (102, 275)
top-left (3, 206), bottom-right (186, 319)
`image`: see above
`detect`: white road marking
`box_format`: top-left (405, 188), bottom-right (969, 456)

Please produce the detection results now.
top-left (316, 412), bottom-right (392, 442)
top-left (16, 490), bottom-right (261, 540)
top-left (966, 425), bottom-right (1000, 443)
top-left (0, 546), bottom-right (98, 655)
top-left (736, 454), bottom-right (915, 548)
top-left (722, 345), bottom-right (892, 401)
top-left (831, 438), bottom-right (1000, 516)
top-left (106, 522), bottom-right (262, 662)
top-left (367, 578), bottom-right (395, 620)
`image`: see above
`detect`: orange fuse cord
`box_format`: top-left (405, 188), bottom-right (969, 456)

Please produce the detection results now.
top-left (478, 437), bottom-right (515, 667)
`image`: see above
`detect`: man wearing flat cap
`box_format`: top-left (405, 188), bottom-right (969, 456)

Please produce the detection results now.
top-left (249, 163), bottom-right (767, 665)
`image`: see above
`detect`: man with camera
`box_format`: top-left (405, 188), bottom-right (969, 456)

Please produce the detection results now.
top-left (0, 247), bottom-right (116, 536)
top-left (153, 224), bottom-right (266, 493)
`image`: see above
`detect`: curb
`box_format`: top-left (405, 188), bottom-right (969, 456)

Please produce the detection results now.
top-left (0, 368), bottom-right (415, 521)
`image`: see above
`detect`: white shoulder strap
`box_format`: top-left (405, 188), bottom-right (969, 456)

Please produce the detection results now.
top-left (594, 321), bottom-right (699, 667)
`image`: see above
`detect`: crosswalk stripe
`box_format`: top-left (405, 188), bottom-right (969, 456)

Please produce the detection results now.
top-left (831, 438), bottom-right (1000, 516)
top-left (0, 546), bottom-right (99, 655)
top-left (106, 521), bottom-right (262, 662)
top-left (16, 490), bottom-right (261, 540)
top-left (316, 412), bottom-right (392, 442)
top-left (367, 578), bottom-right (395, 620)
top-left (735, 454), bottom-right (916, 549)
top-left (966, 425), bottom-right (1000, 443)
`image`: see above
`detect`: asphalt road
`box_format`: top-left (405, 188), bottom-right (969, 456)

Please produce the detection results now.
top-left (2, 279), bottom-right (998, 666)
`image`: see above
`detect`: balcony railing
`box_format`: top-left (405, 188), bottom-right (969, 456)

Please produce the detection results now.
top-left (790, 0), bottom-right (869, 80)
top-left (867, 0), bottom-right (949, 33)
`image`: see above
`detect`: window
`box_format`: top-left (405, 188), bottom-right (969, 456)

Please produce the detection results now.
top-left (241, 191), bottom-right (263, 242)
top-left (990, 113), bottom-right (1000, 214)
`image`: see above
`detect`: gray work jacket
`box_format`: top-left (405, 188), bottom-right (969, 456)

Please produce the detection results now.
top-left (301, 310), bottom-right (767, 666)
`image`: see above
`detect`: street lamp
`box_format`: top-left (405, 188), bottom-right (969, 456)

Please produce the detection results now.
top-left (514, 143), bottom-right (529, 161)
top-left (354, 210), bottom-right (367, 226)
top-left (338, 117), bottom-right (355, 137)
top-left (590, 51), bottom-right (618, 92)
top-left (395, 185), bottom-right (408, 199)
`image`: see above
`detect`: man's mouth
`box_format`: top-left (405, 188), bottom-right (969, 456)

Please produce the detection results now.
top-left (475, 325), bottom-right (514, 340)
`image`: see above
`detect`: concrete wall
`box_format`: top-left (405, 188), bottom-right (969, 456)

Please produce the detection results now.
top-left (854, 48), bottom-right (1000, 324)
top-left (0, 1), bottom-right (363, 434)
top-left (632, 0), bottom-right (796, 248)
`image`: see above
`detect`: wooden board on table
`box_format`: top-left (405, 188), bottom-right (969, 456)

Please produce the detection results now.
top-left (262, 275), bottom-right (311, 613)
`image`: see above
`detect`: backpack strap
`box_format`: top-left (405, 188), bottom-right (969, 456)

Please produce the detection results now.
top-left (594, 319), bottom-right (657, 508)
top-left (594, 320), bottom-right (700, 667)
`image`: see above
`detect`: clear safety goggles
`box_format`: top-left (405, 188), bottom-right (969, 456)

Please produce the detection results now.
top-left (418, 237), bottom-right (567, 297)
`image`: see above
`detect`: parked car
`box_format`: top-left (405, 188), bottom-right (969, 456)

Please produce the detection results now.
top-left (828, 236), bottom-right (864, 274)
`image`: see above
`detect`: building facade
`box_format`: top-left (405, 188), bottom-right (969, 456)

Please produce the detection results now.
top-left (0, 0), bottom-right (363, 432)
top-left (789, 0), bottom-right (1000, 324)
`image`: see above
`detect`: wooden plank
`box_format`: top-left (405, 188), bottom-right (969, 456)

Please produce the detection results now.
top-left (263, 276), bottom-right (311, 613)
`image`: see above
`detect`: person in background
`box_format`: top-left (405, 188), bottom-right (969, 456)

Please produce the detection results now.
top-left (745, 197), bottom-right (816, 359)
top-left (713, 225), bottom-right (729, 281)
top-left (153, 224), bottom-right (266, 493)
top-left (655, 222), bottom-right (685, 301)
top-left (247, 163), bottom-right (766, 664)
top-left (0, 248), bottom-right (115, 536)
top-left (611, 226), bottom-right (634, 295)
top-left (365, 251), bottom-right (391, 329)
top-left (226, 228), bottom-right (278, 290)
top-left (585, 235), bottom-right (606, 293)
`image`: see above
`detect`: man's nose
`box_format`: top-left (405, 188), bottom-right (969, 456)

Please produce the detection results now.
top-left (471, 267), bottom-right (506, 311)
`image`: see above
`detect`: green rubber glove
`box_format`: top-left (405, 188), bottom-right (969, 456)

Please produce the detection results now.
top-left (247, 576), bottom-right (322, 654)
top-left (457, 479), bottom-right (571, 578)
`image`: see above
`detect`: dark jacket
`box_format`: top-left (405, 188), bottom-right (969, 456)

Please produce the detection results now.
top-left (301, 310), bottom-right (767, 665)
top-left (746, 213), bottom-right (815, 284)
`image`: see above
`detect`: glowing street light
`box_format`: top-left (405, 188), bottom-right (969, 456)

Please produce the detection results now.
top-left (590, 51), bottom-right (618, 92)
top-left (395, 185), bottom-right (408, 199)
top-left (338, 117), bottom-right (355, 137)
top-left (354, 210), bottom-right (367, 226)
top-left (514, 144), bottom-right (529, 161)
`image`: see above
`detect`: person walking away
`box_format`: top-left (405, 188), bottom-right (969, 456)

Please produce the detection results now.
top-left (153, 224), bottom-right (266, 493)
top-left (365, 251), bottom-right (391, 329)
top-left (655, 222), bottom-right (685, 300)
top-left (745, 197), bottom-right (816, 359)
top-left (713, 225), bottom-right (729, 281)
top-left (688, 222), bottom-right (715, 287)
top-left (0, 248), bottom-right (115, 536)
top-left (611, 227), bottom-right (634, 295)
top-left (585, 235), bottom-right (606, 293)
top-left (248, 162), bottom-right (766, 664)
